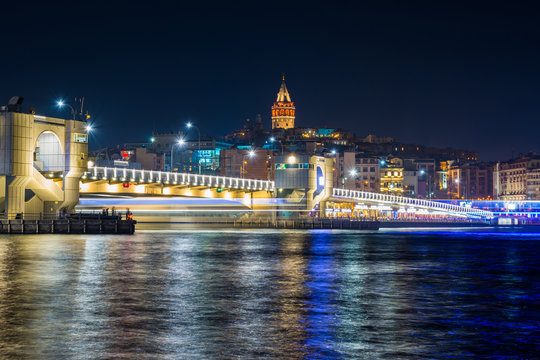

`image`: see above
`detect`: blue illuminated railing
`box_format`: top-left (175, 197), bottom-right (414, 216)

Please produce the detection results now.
top-left (82, 166), bottom-right (275, 192)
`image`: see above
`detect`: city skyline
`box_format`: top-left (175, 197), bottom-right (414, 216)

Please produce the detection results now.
top-left (1, 1), bottom-right (539, 160)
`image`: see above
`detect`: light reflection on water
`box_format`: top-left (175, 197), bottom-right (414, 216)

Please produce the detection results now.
top-left (0, 229), bottom-right (539, 359)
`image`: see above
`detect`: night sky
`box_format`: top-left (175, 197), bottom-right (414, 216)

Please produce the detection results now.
top-left (1, 1), bottom-right (539, 160)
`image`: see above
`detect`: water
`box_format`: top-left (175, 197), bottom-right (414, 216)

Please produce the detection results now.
top-left (0, 228), bottom-right (538, 359)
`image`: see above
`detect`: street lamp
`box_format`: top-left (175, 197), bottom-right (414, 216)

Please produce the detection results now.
top-left (242, 149), bottom-right (256, 178)
top-left (186, 122), bottom-right (201, 174)
top-left (269, 136), bottom-right (284, 154)
top-left (56, 100), bottom-right (76, 119)
top-left (170, 138), bottom-right (185, 172)
top-left (331, 149), bottom-right (337, 155)
top-left (85, 124), bottom-right (93, 132)
top-left (342, 168), bottom-right (358, 189)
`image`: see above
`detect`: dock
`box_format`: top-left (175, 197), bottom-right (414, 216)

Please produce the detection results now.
top-left (0, 213), bottom-right (136, 234)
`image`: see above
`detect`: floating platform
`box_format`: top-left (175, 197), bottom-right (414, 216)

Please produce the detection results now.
top-left (0, 215), bottom-right (136, 234)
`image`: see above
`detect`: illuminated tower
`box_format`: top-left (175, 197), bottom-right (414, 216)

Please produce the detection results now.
top-left (271, 75), bottom-right (295, 129)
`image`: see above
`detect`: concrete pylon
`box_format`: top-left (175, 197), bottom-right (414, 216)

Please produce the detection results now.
top-left (60, 120), bottom-right (87, 212)
top-left (5, 176), bottom-right (31, 218)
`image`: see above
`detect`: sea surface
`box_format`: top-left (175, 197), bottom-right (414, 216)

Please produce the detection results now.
top-left (0, 228), bottom-right (538, 359)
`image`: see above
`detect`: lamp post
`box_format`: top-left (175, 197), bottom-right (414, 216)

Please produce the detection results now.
top-left (170, 139), bottom-right (185, 172)
top-left (242, 150), bottom-right (256, 178)
top-left (186, 122), bottom-right (201, 174)
top-left (56, 100), bottom-right (76, 119)
top-left (347, 168), bottom-right (358, 189)
top-left (269, 136), bottom-right (284, 155)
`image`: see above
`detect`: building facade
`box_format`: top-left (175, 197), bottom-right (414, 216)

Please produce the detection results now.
top-left (219, 148), bottom-right (275, 180)
top-left (339, 152), bottom-right (380, 192)
top-left (447, 163), bottom-right (494, 200)
top-left (380, 158), bottom-right (404, 195)
top-left (494, 154), bottom-right (540, 200)
top-left (271, 76), bottom-right (295, 130)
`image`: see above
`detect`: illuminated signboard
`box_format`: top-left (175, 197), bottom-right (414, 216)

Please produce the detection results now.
top-left (73, 133), bottom-right (88, 143)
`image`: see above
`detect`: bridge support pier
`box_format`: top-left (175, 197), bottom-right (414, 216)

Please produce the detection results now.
top-left (1, 110), bottom-right (88, 218)
top-left (5, 176), bottom-right (31, 219)
top-left (61, 173), bottom-right (82, 213)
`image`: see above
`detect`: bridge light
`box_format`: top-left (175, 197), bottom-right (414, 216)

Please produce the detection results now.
top-left (87, 160), bottom-right (94, 167)
top-left (178, 138), bottom-right (185, 145)
top-left (186, 122), bottom-right (192, 129)
top-left (57, 100), bottom-right (64, 107)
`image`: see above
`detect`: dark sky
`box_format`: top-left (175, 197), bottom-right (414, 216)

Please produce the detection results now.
top-left (1, 1), bottom-right (539, 160)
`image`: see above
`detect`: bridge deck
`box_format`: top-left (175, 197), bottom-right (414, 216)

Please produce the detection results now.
top-left (83, 166), bottom-right (275, 192)
top-left (332, 188), bottom-right (493, 219)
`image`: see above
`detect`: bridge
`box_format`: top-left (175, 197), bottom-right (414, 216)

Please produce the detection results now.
top-left (331, 188), bottom-right (493, 219)
top-left (78, 165), bottom-right (493, 221)
top-left (0, 103), bottom-right (493, 222)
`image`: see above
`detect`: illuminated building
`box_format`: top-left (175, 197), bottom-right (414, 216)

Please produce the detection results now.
top-left (271, 76), bottom-right (295, 130)
top-left (380, 158), bottom-right (404, 195)
top-left (178, 138), bottom-right (233, 174)
top-left (526, 169), bottom-right (540, 200)
top-left (297, 128), bottom-right (355, 146)
top-left (494, 154), bottom-right (540, 200)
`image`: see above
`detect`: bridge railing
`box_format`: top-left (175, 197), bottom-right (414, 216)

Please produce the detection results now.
top-left (332, 188), bottom-right (494, 219)
top-left (82, 166), bottom-right (275, 192)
